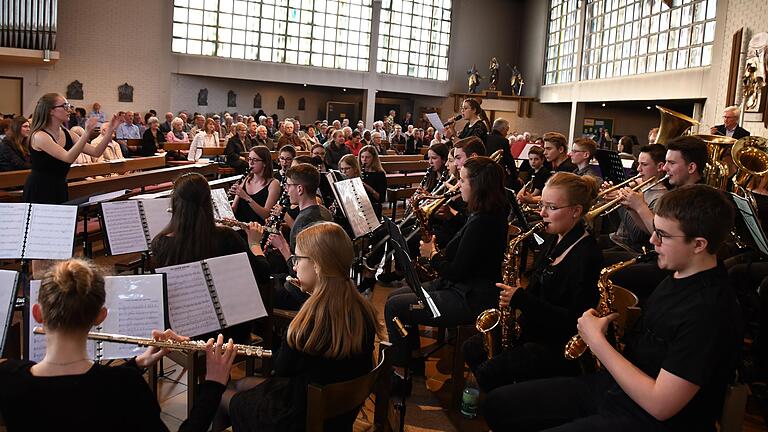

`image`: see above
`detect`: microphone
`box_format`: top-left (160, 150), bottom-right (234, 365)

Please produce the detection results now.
top-left (443, 114), bottom-right (463, 126)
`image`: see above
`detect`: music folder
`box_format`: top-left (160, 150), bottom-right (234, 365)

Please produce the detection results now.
top-left (26, 274), bottom-right (168, 362)
top-left (0, 203), bottom-right (78, 260)
top-left (0, 271), bottom-right (18, 356)
top-left (330, 177), bottom-right (382, 238)
top-left (100, 198), bottom-right (172, 255)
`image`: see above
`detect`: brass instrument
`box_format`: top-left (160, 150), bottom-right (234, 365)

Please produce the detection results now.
top-left (695, 134), bottom-right (738, 190)
top-left (596, 173), bottom-right (643, 200)
top-left (33, 327), bottom-right (272, 358)
top-left (584, 174), bottom-right (668, 224)
top-left (730, 136), bottom-right (768, 207)
top-left (655, 105), bottom-right (699, 144)
top-left (412, 187), bottom-right (461, 242)
top-left (476, 221), bottom-right (546, 359)
top-left (564, 251), bottom-right (652, 360)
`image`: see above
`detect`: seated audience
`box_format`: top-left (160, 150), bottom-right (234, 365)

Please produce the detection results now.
top-left (0, 115), bottom-right (31, 171)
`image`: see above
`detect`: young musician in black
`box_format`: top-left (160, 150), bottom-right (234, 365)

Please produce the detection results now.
top-left (0, 259), bottom-right (236, 432)
top-left (484, 185), bottom-right (742, 432)
top-left (542, 131), bottom-right (576, 173)
top-left (275, 145), bottom-right (296, 183)
top-left (463, 172), bottom-right (602, 392)
top-left (454, 98), bottom-right (490, 143)
top-left (385, 156), bottom-right (508, 393)
top-left (214, 223), bottom-right (381, 432)
top-left (516, 145), bottom-right (551, 208)
top-left (231, 146), bottom-right (281, 225)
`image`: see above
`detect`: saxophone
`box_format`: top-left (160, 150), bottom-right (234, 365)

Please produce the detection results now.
top-left (563, 250), bottom-right (656, 359)
top-left (476, 221), bottom-right (545, 359)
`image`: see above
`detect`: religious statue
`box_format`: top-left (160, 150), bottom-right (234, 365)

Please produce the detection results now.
top-left (507, 64), bottom-right (525, 96)
top-left (742, 32), bottom-right (767, 112)
top-left (488, 57), bottom-right (499, 91)
top-left (118, 83), bottom-right (133, 103)
top-left (66, 81), bottom-right (83, 100)
top-left (467, 64), bottom-right (482, 93)
top-left (197, 88), bottom-right (208, 106)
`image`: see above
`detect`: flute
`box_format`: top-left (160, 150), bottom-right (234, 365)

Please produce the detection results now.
top-left (215, 217), bottom-right (280, 235)
top-left (33, 327), bottom-right (272, 358)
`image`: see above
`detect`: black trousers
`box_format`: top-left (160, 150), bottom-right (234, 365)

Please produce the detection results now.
top-left (384, 284), bottom-right (475, 367)
top-left (462, 334), bottom-right (581, 393)
top-left (484, 372), bottom-right (664, 432)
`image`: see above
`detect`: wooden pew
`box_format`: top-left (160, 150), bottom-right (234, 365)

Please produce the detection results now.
top-left (270, 150), bottom-right (310, 160)
top-left (67, 163), bottom-right (219, 199)
top-left (163, 142), bottom-right (226, 157)
top-left (379, 154), bottom-right (423, 162)
top-left (0, 155), bottom-right (167, 190)
top-left (381, 160), bottom-right (429, 173)
top-left (385, 172), bottom-right (427, 188)
top-left (385, 172), bottom-right (426, 220)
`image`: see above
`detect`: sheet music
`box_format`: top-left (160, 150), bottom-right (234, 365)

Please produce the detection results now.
top-left (731, 193), bottom-right (768, 256)
top-left (0, 270), bottom-right (18, 354)
top-left (333, 177), bottom-right (381, 238)
top-left (156, 262), bottom-right (220, 338)
top-left (204, 253), bottom-right (267, 326)
top-left (0, 204), bottom-right (29, 259)
top-left (24, 204), bottom-right (77, 259)
top-left (425, 113), bottom-right (446, 134)
top-left (102, 201), bottom-right (149, 255)
top-left (211, 188), bottom-right (236, 221)
top-left (28, 281), bottom-right (96, 362)
top-left (87, 189), bottom-right (130, 203)
top-left (139, 198), bottom-right (172, 241)
top-left (99, 274), bottom-right (166, 359)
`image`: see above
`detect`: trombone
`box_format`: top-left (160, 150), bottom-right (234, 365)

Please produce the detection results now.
top-left (584, 174), bottom-right (668, 223)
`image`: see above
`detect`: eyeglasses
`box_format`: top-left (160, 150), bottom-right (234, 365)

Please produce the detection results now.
top-left (535, 202), bottom-right (575, 212)
top-left (287, 255), bottom-right (311, 267)
top-left (651, 224), bottom-right (688, 244)
top-left (247, 158), bottom-right (263, 163)
top-left (284, 182), bottom-right (301, 189)
top-left (723, 115), bottom-right (738, 119)
top-left (53, 102), bottom-right (73, 110)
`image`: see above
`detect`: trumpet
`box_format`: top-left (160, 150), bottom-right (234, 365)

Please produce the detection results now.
top-left (32, 327), bottom-right (272, 358)
top-left (584, 174), bottom-right (668, 223)
top-left (596, 173), bottom-right (643, 199)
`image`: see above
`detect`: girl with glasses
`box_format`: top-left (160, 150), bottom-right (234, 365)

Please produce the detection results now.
top-left (231, 146), bottom-right (281, 225)
top-left (462, 172), bottom-right (603, 396)
top-left (24, 93), bottom-right (121, 204)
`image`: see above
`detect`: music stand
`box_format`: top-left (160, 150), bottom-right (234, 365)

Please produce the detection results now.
top-left (595, 149), bottom-right (627, 185)
top-left (383, 217), bottom-right (440, 318)
top-left (729, 192), bottom-right (768, 256)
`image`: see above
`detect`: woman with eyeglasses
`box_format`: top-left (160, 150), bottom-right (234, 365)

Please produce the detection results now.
top-left (23, 93), bottom-right (120, 204)
top-left (212, 222), bottom-right (381, 432)
top-left (461, 171), bottom-right (603, 394)
top-left (384, 156), bottom-right (509, 395)
top-left (231, 146), bottom-right (281, 225)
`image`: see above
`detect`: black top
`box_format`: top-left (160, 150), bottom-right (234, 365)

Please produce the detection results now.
top-left (234, 178), bottom-right (274, 225)
top-left (151, 226), bottom-right (270, 285)
top-left (459, 120), bottom-right (488, 143)
top-left (290, 204), bottom-right (334, 253)
top-left (0, 138), bottom-right (31, 171)
top-left (225, 135), bottom-right (247, 166)
top-left (361, 171), bottom-right (387, 218)
top-left (430, 210), bottom-right (508, 311)
top-left (324, 143), bottom-right (350, 170)
top-left (140, 128), bottom-right (165, 157)
top-left (605, 264), bottom-right (742, 431)
top-left (404, 136), bottom-right (425, 155)
top-left (485, 130), bottom-right (519, 187)
top-left (23, 127), bottom-right (74, 204)
top-left (0, 358), bottom-right (224, 432)
top-left (511, 226), bottom-right (602, 347)
top-left (530, 167), bottom-right (552, 192)
top-left (553, 157), bottom-right (576, 173)
top-left (246, 135), bottom-right (274, 150)
top-left (714, 124), bottom-right (750, 139)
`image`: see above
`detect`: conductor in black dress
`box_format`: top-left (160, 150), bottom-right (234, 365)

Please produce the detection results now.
top-left (24, 93), bottom-right (120, 204)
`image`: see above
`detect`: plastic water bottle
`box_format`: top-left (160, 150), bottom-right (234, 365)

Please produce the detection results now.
top-left (460, 376), bottom-right (480, 418)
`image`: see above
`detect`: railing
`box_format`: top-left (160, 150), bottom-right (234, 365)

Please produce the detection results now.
top-left (0, 0), bottom-right (57, 50)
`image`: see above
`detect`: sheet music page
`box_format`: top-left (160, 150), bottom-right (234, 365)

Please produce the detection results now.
top-left (87, 189), bottom-right (130, 203)
top-left (27, 281), bottom-right (95, 362)
top-left (24, 204), bottom-right (77, 260)
top-left (139, 198), bottom-right (172, 242)
top-left (333, 178), bottom-right (381, 238)
top-left (425, 112), bottom-right (446, 134)
top-left (0, 204), bottom-right (29, 259)
top-left (211, 188), bottom-right (236, 221)
top-left (99, 274), bottom-right (166, 359)
top-left (101, 201), bottom-right (149, 255)
top-left (0, 270), bottom-right (18, 353)
top-left (156, 262), bottom-right (220, 338)
top-left (204, 253), bottom-right (267, 326)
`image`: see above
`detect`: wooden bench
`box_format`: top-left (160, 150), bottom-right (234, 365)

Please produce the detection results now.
top-left (379, 154), bottom-right (423, 163)
top-left (381, 160), bottom-right (429, 173)
top-left (270, 150), bottom-right (310, 160)
top-left (386, 187), bottom-right (417, 219)
top-left (0, 155), bottom-right (167, 189)
top-left (385, 172), bottom-right (427, 188)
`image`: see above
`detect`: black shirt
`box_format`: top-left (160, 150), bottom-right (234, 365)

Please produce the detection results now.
top-left (606, 264), bottom-right (742, 431)
top-left (225, 135), bottom-right (247, 166)
top-left (140, 128), bottom-right (165, 157)
top-left (290, 204), bottom-right (334, 253)
top-left (459, 120), bottom-right (488, 143)
top-left (362, 171), bottom-right (387, 218)
top-left (0, 138), bottom-right (30, 171)
top-left (529, 167), bottom-right (552, 192)
top-left (553, 157), bottom-right (576, 173)
top-left (0, 358), bottom-right (224, 432)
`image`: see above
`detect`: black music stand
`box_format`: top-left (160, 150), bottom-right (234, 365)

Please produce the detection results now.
top-left (730, 192), bottom-right (768, 256)
top-left (595, 149), bottom-right (628, 185)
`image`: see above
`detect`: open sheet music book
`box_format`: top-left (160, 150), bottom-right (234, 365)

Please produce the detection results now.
top-left (0, 271), bottom-right (18, 355)
top-left (155, 252), bottom-right (267, 338)
top-left (0, 203), bottom-right (77, 260)
top-left (100, 198), bottom-right (172, 255)
top-left (330, 176), bottom-right (381, 238)
top-left (27, 274), bottom-right (167, 362)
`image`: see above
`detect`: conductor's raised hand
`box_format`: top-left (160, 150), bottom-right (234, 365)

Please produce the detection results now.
top-left (84, 116), bottom-right (100, 133)
top-left (497, 283), bottom-right (519, 308)
top-left (204, 334), bottom-right (236, 385)
top-left (135, 329), bottom-right (189, 368)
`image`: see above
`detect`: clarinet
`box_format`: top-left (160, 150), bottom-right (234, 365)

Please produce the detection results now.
top-left (260, 175), bottom-right (290, 250)
top-left (229, 171), bottom-right (251, 201)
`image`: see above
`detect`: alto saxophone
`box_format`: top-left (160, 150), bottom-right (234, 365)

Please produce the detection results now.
top-left (476, 221), bottom-right (545, 359)
top-left (563, 250), bottom-right (656, 359)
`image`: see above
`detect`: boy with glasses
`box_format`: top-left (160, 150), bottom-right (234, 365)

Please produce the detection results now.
top-left (484, 184), bottom-right (742, 432)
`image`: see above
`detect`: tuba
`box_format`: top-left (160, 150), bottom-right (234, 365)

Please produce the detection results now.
top-left (564, 251), bottom-right (654, 360)
top-left (695, 134), bottom-right (737, 190)
top-left (655, 105), bottom-right (699, 145)
top-left (730, 136), bottom-right (768, 208)
top-left (476, 221), bottom-right (545, 359)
